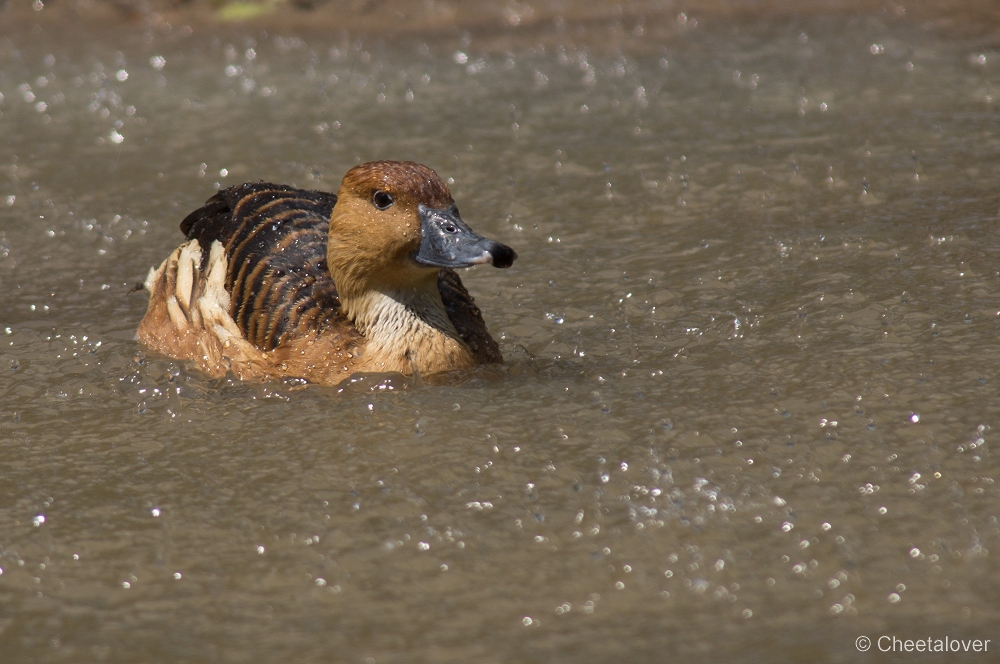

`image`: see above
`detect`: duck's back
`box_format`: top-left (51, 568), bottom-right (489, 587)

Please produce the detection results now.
top-left (181, 183), bottom-right (344, 351)
top-left (179, 183), bottom-right (502, 362)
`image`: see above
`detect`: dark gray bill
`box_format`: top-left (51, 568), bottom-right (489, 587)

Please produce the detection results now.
top-left (413, 204), bottom-right (517, 269)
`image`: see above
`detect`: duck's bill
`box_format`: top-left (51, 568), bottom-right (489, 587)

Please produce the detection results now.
top-left (413, 204), bottom-right (517, 269)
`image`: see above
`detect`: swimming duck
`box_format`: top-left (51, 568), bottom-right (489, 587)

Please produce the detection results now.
top-left (137, 161), bottom-right (516, 384)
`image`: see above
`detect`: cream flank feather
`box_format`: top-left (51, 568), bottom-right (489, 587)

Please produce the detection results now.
top-left (139, 239), bottom-right (271, 380)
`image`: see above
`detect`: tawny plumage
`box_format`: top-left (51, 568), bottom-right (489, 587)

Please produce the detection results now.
top-left (137, 161), bottom-right (516, 384)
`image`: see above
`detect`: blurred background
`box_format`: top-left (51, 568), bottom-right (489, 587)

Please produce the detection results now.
top-left (5, 0), bottom-right (1000, 39)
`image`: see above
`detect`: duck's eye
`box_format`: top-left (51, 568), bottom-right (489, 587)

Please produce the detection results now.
top-left (372, 190), bottom-right (394, 210)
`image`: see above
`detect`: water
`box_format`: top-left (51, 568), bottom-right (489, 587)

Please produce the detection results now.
top-left (1, 11), bottom-right (1000, 662)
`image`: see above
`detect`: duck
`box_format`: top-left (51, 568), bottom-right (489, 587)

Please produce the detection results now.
top-left (136, 160), bottom-right (517, 384)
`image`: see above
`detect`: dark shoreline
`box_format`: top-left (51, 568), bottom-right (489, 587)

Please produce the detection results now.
top-left (3, 0), bottom-right (1000, 47)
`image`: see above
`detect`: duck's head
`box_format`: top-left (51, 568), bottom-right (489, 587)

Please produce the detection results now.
top-left (327, 161), bottom-right (516, 294)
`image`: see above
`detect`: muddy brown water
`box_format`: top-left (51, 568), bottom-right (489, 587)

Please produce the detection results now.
top-left (1, 12), bottom-right (999, 663)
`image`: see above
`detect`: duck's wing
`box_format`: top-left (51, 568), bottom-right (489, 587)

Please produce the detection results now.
top-left (438, 268), bottom-right (503, 364)
top-left (180, 183), bottom-right (350, 352)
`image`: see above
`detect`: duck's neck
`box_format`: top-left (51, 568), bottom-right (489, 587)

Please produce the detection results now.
top-left (340, 280), bottom-right (473, 375)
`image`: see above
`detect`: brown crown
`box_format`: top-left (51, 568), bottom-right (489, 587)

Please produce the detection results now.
top-left (341, 161), bottom-right (454, 209)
